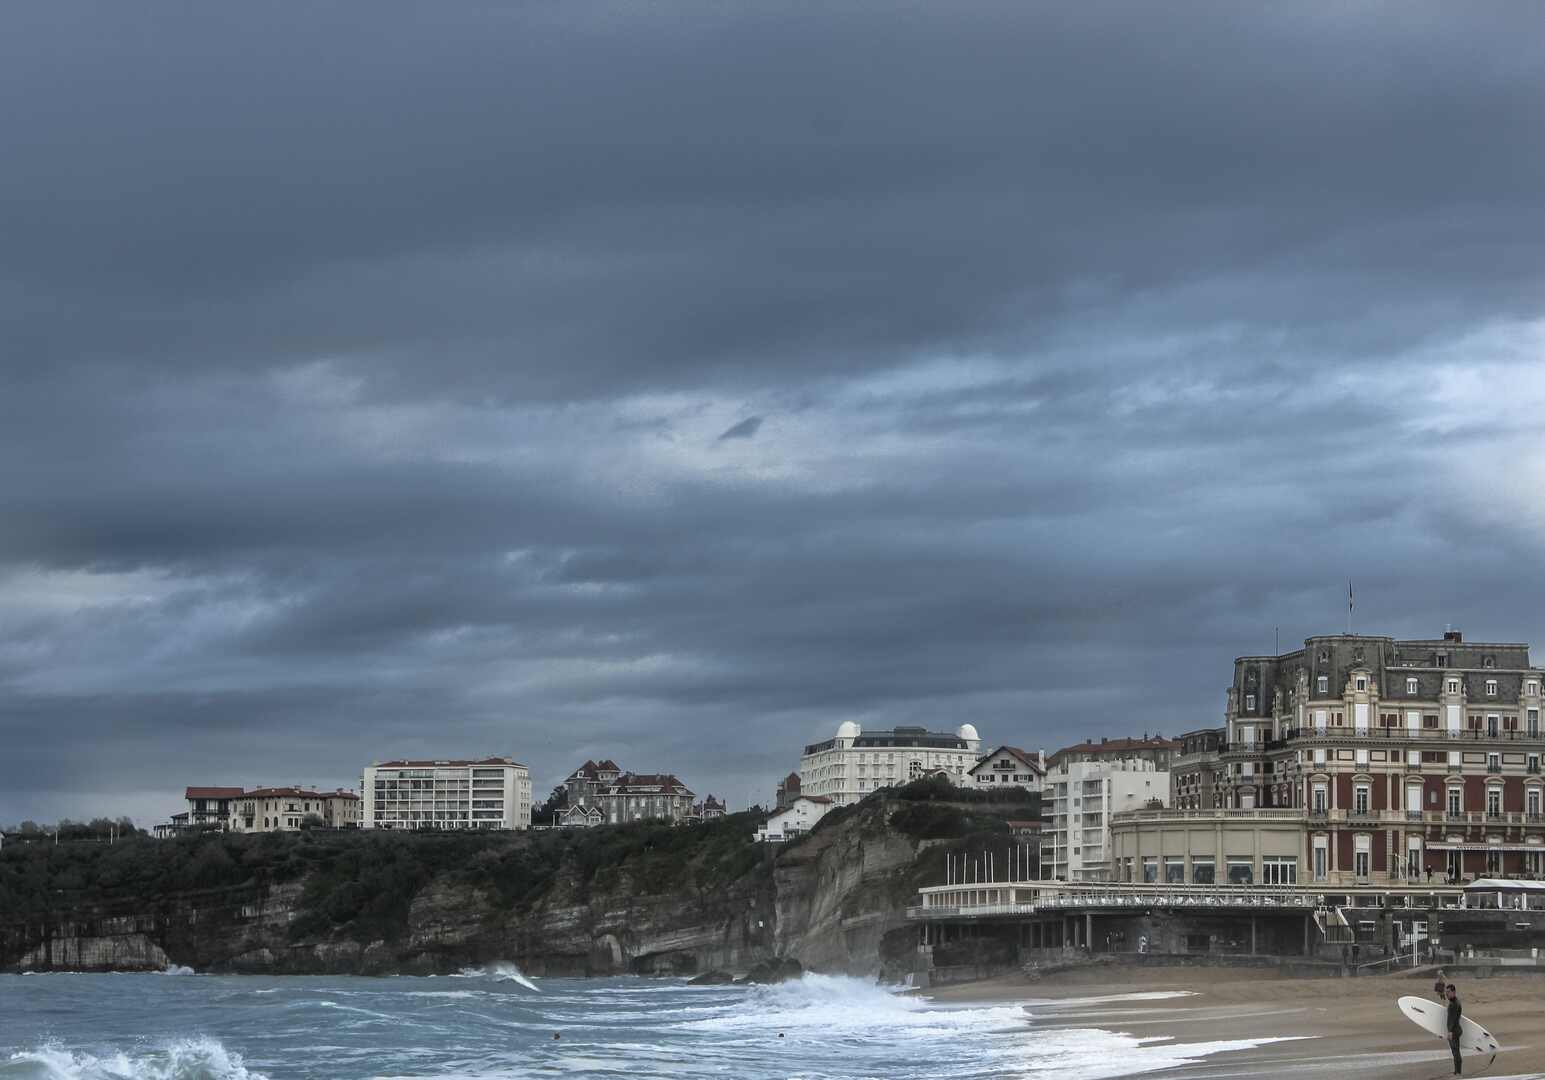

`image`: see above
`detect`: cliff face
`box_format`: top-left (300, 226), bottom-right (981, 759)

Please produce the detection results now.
top-left (0, 796), bottom-right (1014, 978)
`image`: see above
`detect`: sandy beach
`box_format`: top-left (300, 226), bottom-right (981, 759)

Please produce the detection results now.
top-left (930, 967), bottom-right (1545, 1079)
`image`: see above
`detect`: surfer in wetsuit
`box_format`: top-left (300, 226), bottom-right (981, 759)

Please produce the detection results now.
top-left (1445, 983), bottom-right (1463, 1075)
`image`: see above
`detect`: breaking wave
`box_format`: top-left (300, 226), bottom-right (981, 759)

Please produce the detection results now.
top-left (455, 962), bottom-right (540, 992)
top-left (0, 1038), bottom-right (266, 1080)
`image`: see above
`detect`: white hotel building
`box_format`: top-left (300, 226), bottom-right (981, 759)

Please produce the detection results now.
top-left (363, 757), bottom-right (532, 830)
top-left (799, 722), bottom-right (983, 807)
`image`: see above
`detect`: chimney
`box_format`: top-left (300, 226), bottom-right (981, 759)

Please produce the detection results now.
top-left (1444, 629), bottom-right (1463, 643)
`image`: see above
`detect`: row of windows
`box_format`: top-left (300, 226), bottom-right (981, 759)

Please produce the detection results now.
top-left (1250, 676), bottom-right (1543, 710)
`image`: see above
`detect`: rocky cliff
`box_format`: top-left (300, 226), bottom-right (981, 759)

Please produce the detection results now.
top-left (0, 790), bottom-right (1029, 978)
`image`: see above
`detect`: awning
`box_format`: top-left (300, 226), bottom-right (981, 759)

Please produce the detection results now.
top-left (1426, 842), bottom-right (1545, 853)
top-left (1463, 877), bottom-right (1545, 891)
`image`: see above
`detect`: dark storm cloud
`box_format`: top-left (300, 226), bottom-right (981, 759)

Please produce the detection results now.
top-left (4, 2), bottom-right (1545, 824)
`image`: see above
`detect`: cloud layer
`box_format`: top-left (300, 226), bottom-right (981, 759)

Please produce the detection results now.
top-left (4, 3), bottom-right (1545, 824)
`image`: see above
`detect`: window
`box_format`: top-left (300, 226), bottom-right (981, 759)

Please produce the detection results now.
top-left (1406, 839), bottom-right (1422, 878)
top-left (1448, 679), bottom-right (1459, 694)
top-left (1354, 835), bottom-right (1371, 879)
top-left (1529, 788), bottom-right (1541, 817)
top-left (1530, 681), bottom-right (1539, 697)
top-left (1354, 784), bottom-right (1370, 813)
top-left (1486, 680), bottom-right (1498, 697)
top-left (1487, 788), bottom-right (1502, 816)
top-left (1226, 857), bottom-right (1254, 885)
top-left (1312, 784), bottom-right (1327, 812)
top-left (1531, 710), bottom-right (1540, 736)
top-left (1262, 856), bottom-right (1297, 885)
top-left (1488, 753), bottom-right (1501, 773)
top-left (1164, 857), bottom-right (1186, 884)
top-left (1245, 693), bottom-right (1256, 710)
top-left (1191, 859), bottom-right (1215, 885)
top-left (1141, 857), bottom-right (1158, 883)
top-left (1318, 675), bottom-right (1329, 694)
top-left (1408, 677), bottom-right (1419, 695)
top-left (1438, 653), bottom-right (1448, 668)
top-left (1424, 714), bottom-right (1439, 729)
top-left (1356, 676), bottom-right (1367, 691)
top-left (1312, 840), bottom-right (1328, 881)
top-left (1447, 788), bottom-right (1462, 816)
top-left (1486, 850), bottom-right (1502, 875)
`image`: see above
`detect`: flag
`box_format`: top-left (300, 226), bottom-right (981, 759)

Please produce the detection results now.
top-left (1348, 582), bottom-right (1354, 614)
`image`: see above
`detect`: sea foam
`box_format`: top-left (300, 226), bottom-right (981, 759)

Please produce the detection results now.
top-left (0, 1037), bottom-right (266, 1080)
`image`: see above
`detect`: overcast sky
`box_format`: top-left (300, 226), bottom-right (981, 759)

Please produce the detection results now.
top-left (4, 3), bottom-right (1545, 826)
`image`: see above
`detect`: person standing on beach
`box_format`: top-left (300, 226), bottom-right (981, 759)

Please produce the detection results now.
top-left (1433, 968), bottom-right (1446, 1001)
top-left (1445, 983), bottom-right (1463, 1076)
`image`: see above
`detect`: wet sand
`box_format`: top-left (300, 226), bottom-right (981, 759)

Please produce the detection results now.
top-left (930, 968), bottom-right (1545, 1078)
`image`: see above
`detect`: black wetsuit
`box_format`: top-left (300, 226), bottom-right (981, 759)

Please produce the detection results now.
top-left (1447, 996), bottom-right (1463, 1075)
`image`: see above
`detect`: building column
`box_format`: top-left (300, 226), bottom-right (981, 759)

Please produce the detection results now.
top-left (1250, 916), bottom-right (1257, 956)
top-left (1086, 912), bottom-right (1094, 952)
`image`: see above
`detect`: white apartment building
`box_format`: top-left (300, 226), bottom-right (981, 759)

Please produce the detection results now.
top-left (1041, 738), bottom-right (1176, 881)
top-left (799, 722), bottom-right (982, 807)
top-left (362, 757), bottom-right (532, 830)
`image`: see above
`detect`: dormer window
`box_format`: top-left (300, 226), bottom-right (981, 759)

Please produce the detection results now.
top-left (1318, 675), bottom-right (1329, 694)
top-left (1319, 650), bottom-right (1329, 664)
top-left (1437, 653), bottom-right (1448, 668)
top-left (1484, 656), bottom-right (1496, 669)
top-left (1356, 677), bottom-right (1367, 691)
top-left (1531, 681), bottom-right (1540, 696)
top-left (1407, 677), bottom-right (1418, 695)
top-left (1245, 694), bottom-right (1256, 710)
top-left (1486, 680), bottom-right (1498, 697)
top-left (1448, 679), bottom-right (1459, 694)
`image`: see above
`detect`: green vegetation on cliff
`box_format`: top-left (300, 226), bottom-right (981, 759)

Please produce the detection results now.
top-left (0, 811), bottom-right (769, 946)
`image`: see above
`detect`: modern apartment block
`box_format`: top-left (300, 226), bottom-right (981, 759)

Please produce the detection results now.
top-left (362, 757), bottom-right (532, 830)
top-left (228, 788), bottom-right (361, 832)
top-left (799, 722), bottom-right (983, 807)
top-left (1211, 629), bottom-right (1545, 883)
top-left (1040, 737), bottom-right (1176, 881)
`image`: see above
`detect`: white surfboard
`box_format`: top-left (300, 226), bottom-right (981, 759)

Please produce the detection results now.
top-left (1398, 995), bottom-right (1499, 1059)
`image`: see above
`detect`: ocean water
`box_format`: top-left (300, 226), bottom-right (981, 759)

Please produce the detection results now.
top-left (0, 968), bottom-right (1285, 1080)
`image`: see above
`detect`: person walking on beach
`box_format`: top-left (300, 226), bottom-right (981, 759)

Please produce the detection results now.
top-left (1445, 983), bottom-right (1463, 1076)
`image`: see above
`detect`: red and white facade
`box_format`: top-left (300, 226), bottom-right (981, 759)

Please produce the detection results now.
top-left (1213, 631), bottom-right (1545, 885)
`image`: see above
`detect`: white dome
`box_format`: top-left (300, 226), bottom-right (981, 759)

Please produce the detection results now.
top-left (836, 720), bottom-right (862, 740)
top-left (956, 723), bottom-right (980, 742)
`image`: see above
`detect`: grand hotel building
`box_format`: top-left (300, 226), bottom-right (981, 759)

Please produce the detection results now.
top-left (1115, 631), bottom-right (1545, 887)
